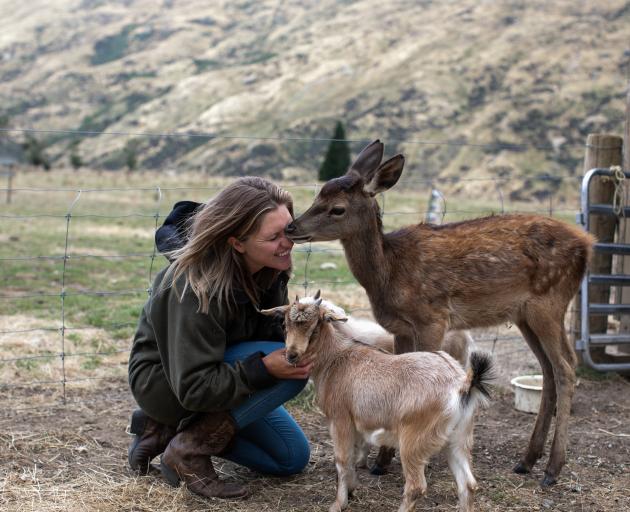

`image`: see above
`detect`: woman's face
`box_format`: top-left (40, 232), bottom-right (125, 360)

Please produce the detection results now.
top-left (231, 205), bottom-right (294, 274)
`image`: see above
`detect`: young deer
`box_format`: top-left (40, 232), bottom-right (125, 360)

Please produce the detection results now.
top-left (285, 140), bottom-right (594, 486)
top-left (262, 294), bottom-right (494, 512)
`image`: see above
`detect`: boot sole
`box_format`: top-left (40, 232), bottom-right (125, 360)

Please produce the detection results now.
top-left (160, 457), bottom-right (247, 499)
top-left (160, 456), bottom-right (181, 487)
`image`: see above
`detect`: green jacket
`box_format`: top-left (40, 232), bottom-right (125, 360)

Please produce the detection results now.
top-left (128, 266), bottom-right (289, 420)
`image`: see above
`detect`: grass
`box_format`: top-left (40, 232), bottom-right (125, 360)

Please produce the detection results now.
top-left (575, 364), bottom-right (619, 382)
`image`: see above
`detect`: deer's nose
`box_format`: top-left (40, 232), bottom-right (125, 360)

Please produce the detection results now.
top-left (285, 222), bottom-right (296, 234)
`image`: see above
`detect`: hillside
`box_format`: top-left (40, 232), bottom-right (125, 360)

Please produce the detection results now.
top-left (0, 0), bottom-right (628, 200)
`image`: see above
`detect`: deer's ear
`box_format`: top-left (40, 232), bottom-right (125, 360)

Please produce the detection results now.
top-left (364, 154), bottom-right (404, 196)
top-left (259, 305), bottom-right (289, 318)
top-left (349, 140), bottom-right (384, 177)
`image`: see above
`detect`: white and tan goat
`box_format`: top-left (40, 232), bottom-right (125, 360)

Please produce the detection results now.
top-left (262, 294), bottom-right (493, 512)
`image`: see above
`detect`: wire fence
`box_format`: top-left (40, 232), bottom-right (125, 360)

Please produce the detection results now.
top-left (4, 120), bottom-right (613, 413)
top-left (0, 162), bottom-right (585, 417)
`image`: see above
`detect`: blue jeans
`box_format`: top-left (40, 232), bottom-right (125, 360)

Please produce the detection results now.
top-left (221, 341), bottom-right (310, 476)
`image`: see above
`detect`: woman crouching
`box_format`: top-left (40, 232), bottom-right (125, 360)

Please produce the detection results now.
top-left (127, 177), bottom-right (312, 499)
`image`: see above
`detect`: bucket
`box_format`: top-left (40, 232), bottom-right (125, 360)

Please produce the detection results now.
top-left (510, 375), bottom-right (543, 414)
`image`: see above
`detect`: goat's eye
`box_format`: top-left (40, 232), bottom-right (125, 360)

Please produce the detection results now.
top-left (330, 206), bottom-right (345, 216)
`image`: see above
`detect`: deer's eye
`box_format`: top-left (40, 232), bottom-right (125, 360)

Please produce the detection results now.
top-left (329, 206), bottom-right (346, 216)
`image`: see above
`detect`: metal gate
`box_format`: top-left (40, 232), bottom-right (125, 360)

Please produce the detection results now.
top-left (577, 167), bottom-right (630, 372)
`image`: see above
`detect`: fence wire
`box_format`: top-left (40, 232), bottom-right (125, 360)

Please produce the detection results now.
top-left (0, 172), bottom-right (583, 416)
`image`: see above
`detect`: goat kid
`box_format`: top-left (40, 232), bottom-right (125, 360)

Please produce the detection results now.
top-left (308, 299), bottom-right (475, 472)
top-left (285, 140), bottom-right (594, 486)
top-left (261, 294), bottom-right (494, 512)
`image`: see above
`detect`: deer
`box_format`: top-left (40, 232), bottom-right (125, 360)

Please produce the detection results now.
top-left (284, 140), bottom-right (594, 486)
top-left (261, 293), bottom-right (494, 512)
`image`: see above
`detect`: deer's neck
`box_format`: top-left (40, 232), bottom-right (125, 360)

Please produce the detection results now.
top-left (340, 205), bottom-right (389, 294)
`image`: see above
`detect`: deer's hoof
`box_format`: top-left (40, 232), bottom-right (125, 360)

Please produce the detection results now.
top-left (370, 464), bottom-right (387, 476)
top-left (541, 472), bottom-right (557, 487)
top-left (512, 461), bottom-right (531, 475)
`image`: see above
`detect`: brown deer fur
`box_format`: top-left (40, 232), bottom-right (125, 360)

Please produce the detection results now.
top-left (261, 295), bottom-right (494, 512)
top-left (285, 140), bottom-right (595, 486)
top-left (333, 303), bottom-right (474, 367)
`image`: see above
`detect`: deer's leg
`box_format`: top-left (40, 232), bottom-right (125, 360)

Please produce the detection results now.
top-left (329, 419), bottom-right (358, 512)
top-left (393, 320), bottom-right (446, 355)
top-left (371, 445), bottom-right (395, 475)
top-left (393, 333), bottom-right (416, 354)
top-left (513, 320), bottom-right (557, 475)
top-left (524, 308), bottom-right (577, 486)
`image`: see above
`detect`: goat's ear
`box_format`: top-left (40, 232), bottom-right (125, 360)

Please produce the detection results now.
top-left (323, 310), bottom-right (348, 323)
top-left (259, 305), bottom-right (289, 318)
top-left (364, 154), bottom-right (404, 196)
top-left (313, 289), bottom-right (321, 300)
top-left (349, 140), bottom-right (384, 178)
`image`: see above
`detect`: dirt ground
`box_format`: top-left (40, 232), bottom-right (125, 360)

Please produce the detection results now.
top-left (0, 367), bottom-right (628, 512)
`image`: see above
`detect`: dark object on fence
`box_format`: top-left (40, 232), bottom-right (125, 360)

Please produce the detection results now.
top-left (318, 121), bottom-right (350, 181)
top-left (155, 200), bottom-right (202, 259)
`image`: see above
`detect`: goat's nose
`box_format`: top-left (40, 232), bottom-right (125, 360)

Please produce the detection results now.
top-left (285, 222), bottom-right (296, 235)
top-left (286, 351), bottom-right (299, 365)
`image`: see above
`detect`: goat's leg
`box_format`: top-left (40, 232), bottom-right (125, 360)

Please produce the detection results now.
top-left (329, 420), bottom-right (358, 512)
top-left (445, 416), bottom-right (478, 512)
top-left (525, 309), bottom-right (577, 486)
top-left (513, 320), bottom-right (557, 475)
top-left (397, 435), bottom-right (430, 512)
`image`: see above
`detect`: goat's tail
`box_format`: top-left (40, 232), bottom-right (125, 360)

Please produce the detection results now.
top-left (460, 351), bottom-right (495, 410)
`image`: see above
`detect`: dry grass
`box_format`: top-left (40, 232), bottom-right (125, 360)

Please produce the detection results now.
top-left (0, 367), bottom-right (628, 512)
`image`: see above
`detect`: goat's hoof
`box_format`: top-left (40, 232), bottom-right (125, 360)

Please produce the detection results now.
top-left (541, 473), bottom-right (557, 487)
top-left (370, 464), bottom-right (387, 476)
top-left (513, 461), bottom-right (531, 475)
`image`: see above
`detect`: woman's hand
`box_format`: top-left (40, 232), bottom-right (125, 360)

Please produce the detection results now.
top-left (262, 348), bottom-right (313, 380)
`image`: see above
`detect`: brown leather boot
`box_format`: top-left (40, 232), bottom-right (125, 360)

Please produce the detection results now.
top-left (160, 412), bottom-right (247, 499)
top-left (127, 409), bottom-right (176, 474)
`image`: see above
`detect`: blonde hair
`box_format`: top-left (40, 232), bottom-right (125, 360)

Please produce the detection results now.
top-left (162, 177), bottom-right (293, 315)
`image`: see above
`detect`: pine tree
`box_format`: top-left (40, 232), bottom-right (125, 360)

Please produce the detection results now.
top-left (318, 121), bottom-right (350, 181)
top-left (23, 135), bottom-right (51, 170)
top-left (124, 140), bottom-right (138, 173)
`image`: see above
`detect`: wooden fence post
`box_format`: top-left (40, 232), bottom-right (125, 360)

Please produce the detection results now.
top-left (571, 134), bottom-right (623, 364)
top-left (6, 166), bottom-right (13, 204)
